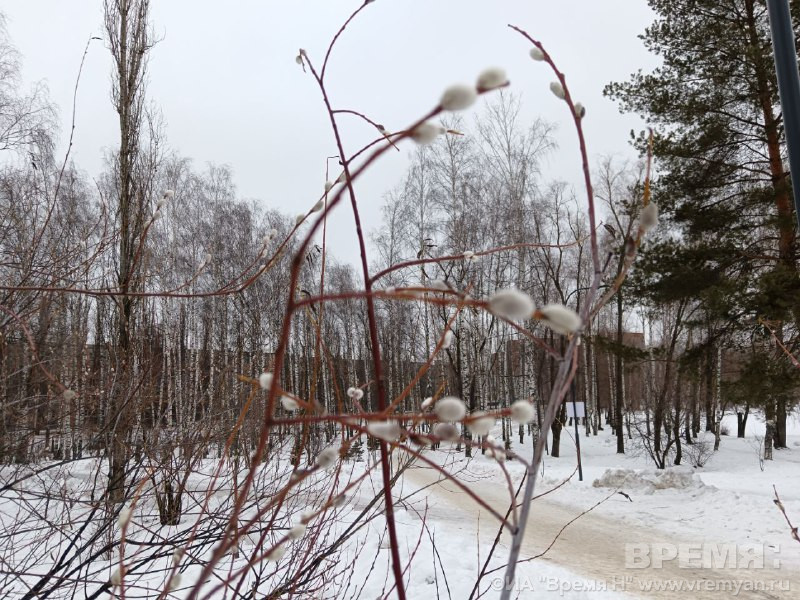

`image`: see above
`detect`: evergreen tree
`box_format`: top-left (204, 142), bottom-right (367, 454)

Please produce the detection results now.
top-left (607, 0), bottom-right (800, 446)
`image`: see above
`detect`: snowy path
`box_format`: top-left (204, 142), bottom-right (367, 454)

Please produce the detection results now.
top-left (403, 464), bottom-right (799, 599)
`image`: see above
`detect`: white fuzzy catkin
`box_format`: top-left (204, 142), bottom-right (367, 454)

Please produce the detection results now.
top-left (118, 506), bottom-right (132, 528)
top-left (202, 252), bottom-right (212, 266)
top-left (509, 400), bottom-right (535, 424)
top-left (280, 395), bottom-right (299, 411)
top-left (538, 304), bottom-right (582, 335)
top-left (110, 568), bottom-right (122, 586)
top-left (463, 250), bottom-right (476, 262)
top-left (164, 190), bottom-right (175, 199)
top-left (488, 288), bottom-right (536, 320)
top-left (574, 102), bottom-right (586, 119)
top-left (440, 84), bottom-right (477, 111)
top-left (337, 172), bottom-right (347, 184)
top-left (411, 122), bottom-right (444, 145)
top-left (156, 197), bottom-right (168, 209)
top-left (421, 396), bottom-right (434, 409)
top-left (324, 181), bottom-right (334, 193)
top-left (466, 411), bottom-right (494, 436)
top-left (433, 422), bottom-right (460, 441)
top-left (311, 199), bottom-right (324, 213)
top-left (366, 420), bottom-right (401, 441)
top-left (300, 510), bottom-right (315, 524)
top-left (434, 396), bottom-right (466, 421)
top-left (295, 213), bottom-right (305, 226)
top-left (429, 279), bottom-right (449, 291)
top-left (315, 446), bottom-right (338, 469)
top-left (477, 67), bottom-right (508, 90)
top-left (288, 522), bottom-right (307, 540)
top-left (259, 372), bottom-right (273, 390)
top-left (549, 81), bottom-right (566, 100)
top-left (640, 202), bottom-right (658, 231)
top-left (172, 548), bottom-right (184, 566)
top-left (488, 446), bottom-right (506, 462)
top-left (412, 433), bottom-right (433, 447)
top-left (530, 47), bottom-right (545, 61)
top-left (63, 389), bottom-right (77, 402)
top-left (442, 330), bottom-right (454, 349)
top-left (168, 574), bottom-right (182, 591)
top-left (347, 387), bottom-right (364, 401)
top-left (266, 543), bottom-right (286, 561)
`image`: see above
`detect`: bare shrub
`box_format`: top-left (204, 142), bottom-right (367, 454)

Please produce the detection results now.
top-left (683, 436), bottom-right (714, 468)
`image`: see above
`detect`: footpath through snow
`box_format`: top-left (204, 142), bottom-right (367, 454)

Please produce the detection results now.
top-left (389, 413), bottom-right (800, 599)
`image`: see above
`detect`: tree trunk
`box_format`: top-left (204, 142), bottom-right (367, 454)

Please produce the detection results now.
top-left (550, 409), bottom-right (563, 458)
top-left (104, 0), bottom-right (152, 504)
top-left (737, 403), bottom-right (749, 438)
top-left (776, 396), bottom-right (787, 448)
top-left (673, 368), bottom-right (683, 466)
top-left (685, 378), bottom-right (696, 444)
top-left (704, 342), bottom-right (714, 432)
top-left (746, 0), bottom-right (796, 449)
top-left (615, 290), bottom-right (625, 454)
top-left (764, 420), bottom-right (775, 461)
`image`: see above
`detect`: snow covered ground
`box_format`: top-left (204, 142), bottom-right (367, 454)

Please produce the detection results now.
top-left (2, 411), bottom-right (798, 599)
top-left (372, 410), bottom-right (800, 599)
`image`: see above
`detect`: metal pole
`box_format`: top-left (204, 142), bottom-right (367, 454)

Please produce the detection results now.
top-left (767, 0), bottom-right (800, 230)
top-left (571, 380), bottom-right (583, 482)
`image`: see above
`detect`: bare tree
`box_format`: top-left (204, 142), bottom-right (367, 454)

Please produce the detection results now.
top-left (103, 0), bottom-right (156, 503)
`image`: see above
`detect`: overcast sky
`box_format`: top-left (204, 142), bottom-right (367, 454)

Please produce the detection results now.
top-left (4, 0), bottom-right (658, 266)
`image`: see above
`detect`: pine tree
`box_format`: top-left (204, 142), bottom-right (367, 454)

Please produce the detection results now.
top-left (606, 0), bottom-right (800, 447)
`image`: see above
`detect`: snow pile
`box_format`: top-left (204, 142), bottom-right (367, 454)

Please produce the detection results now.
top-left (592, 466), bottom-right (704, 495)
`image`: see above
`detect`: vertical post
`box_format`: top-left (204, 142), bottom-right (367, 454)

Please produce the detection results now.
top-left (767, 0), bottom-right (800, 230)
top-left (571, 380), bottom-right (583, 481)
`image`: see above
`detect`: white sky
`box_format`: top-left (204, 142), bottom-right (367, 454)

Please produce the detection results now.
top-left (4, 0), bottom-right (658, 266)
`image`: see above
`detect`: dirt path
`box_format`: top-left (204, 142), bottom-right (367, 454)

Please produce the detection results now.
top-left (403, 465), bottom-right (798, 599)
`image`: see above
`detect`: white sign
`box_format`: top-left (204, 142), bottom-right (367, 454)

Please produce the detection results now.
top-left (566, 401), bottom-right (585, 418)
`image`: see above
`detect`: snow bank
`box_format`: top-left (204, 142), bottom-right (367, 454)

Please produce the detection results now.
top-left (592, 466), bottom-right (705, 495)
